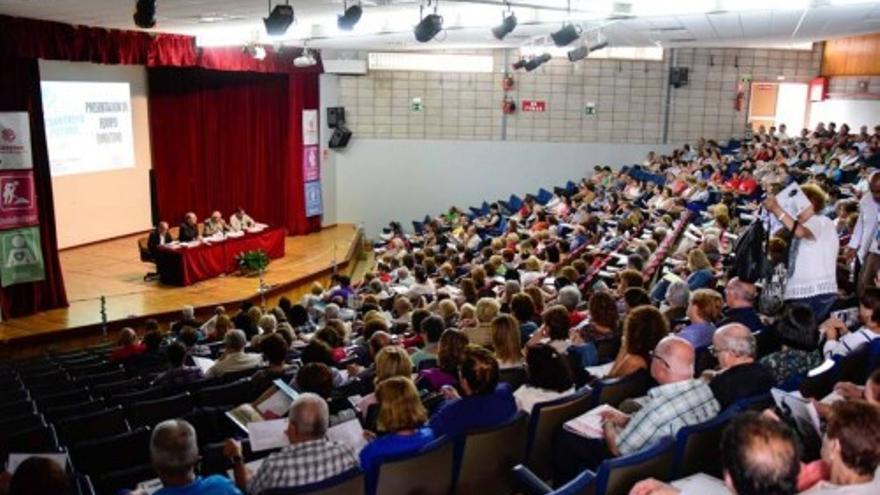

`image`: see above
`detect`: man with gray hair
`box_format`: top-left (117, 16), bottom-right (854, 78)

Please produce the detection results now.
top-left (140, 419), bottom-right (241, 494)
top-left (205, 329), bottom-right (262, 379)
top-left (557, 285), bottom-right (587, 325)
top-left (718, 277), bottom-right (765, 333)
top-left (224, 393), bottom-right (358, 493)
top-left (662, 279), bottom-right (690, 326)
top-left (704, 323), bottom-right (775, 409)
top-left (171, 304), bottom-right (202, 336)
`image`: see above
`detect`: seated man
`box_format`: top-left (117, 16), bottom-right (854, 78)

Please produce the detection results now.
top-left (703, 323), bottom-right (775, 410)
top-left (202, 211), bottom-right (228, 237)
top-left (109, 327), bottom-right (146, 363)
top-left (553, 336), bottom-right (720, 483)
top-left (225, 393), bottom-right (359, 493)
top-left (229, 207), bottom-right (255, 232)
top-left (130, 419), bottom-right (240, 495)
top-left (147, 221), bottom-right (172, 258)
top-left (205, 330), bottom-right (263, 379)
top-left (630, 412), bottom-right (802, 495)
top-left (178, 212), bottom-right (200, 243)
top-left (428, 345), bottom-right (517, 440)
top-left (819, 287), bottom-right (880, 359)
top-left (717, 278), bottom-right (765, 333)
top-left (170, 305), bottom-right (201, 336)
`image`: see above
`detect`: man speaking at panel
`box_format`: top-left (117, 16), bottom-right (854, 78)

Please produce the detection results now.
top-left (179, 212), bottom-right (200, 243)
top-left (229, 207), bottom-right (255, 232)
top-left (203, 211), bottom-right (229, 237)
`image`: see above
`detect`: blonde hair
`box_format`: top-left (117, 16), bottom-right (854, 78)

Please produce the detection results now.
top-left (491, 315), bottom-right (522, 364)
top-left (475, 298), bottom-right (501, 323)
top-left (374, 346), bottom-right (413, 384)
top-left (688, 249), bottom-right (712, 271)
top-left (460, 303), bottom-right (476, 322)
top-left (689, 289), bottom-right (724, 322)
top-left (801, 183), bottom-right (828, 212)
top-left (376, 377), bottom-right (427, 433)
top-left (436, 299), bottom-right (459, 323)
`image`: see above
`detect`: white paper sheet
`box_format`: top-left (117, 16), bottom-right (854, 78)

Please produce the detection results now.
top-left (563, 404), bottom-right (621, 439)
top-left (671, 473), bottom-right (732, 494)
top-left (327, 419), bottom-right (369, 453)
top-left (136, 478), bottom-right (164, 494)
top-left (771, 388), bottom-right (821, 436)
top-left (6, 453), bottom-right (68, 473)
top-left (191, 356), bottom-right (215, 374)
top-left (248, 418), bottom-right (290, 452)
top-left (777, 182), bottom-right (812, 219)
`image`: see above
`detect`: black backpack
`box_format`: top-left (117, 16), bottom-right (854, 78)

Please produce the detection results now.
top-left (729, 219), bottom-right (767, 283)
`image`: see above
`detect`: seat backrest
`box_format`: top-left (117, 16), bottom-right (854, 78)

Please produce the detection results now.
top-left (525, 388), bottom-right (592, 481)
top-left (93, 377), bottom-right (144, 397)
top-left (71, 427), bottom-right (152, 476)
top-left (129, 392), bottom-right (195, 428)
top-left (498, 367), bottom-right (527, 390)
top-left (0, 398), bottom-right (35, 419)
top-left (456, 412), bottom-right (528, 495)
top-left (260, 468), bottom-right (365, 495)
top-left (45, 399), bottom-right (107, 423)
top-left (1, 424), bottom-right (59, 460)
top-left (34, 388), bottom-right (92, 408)
top-left (196, 378), bottom-right (260, 407)
top-left (595, 437), bottom-right (676, 495)
top-left (592, 370), bottom-right (652, 408)
top-left (375, 438), bottom-right (455, 495)
top-left (0, 412), bottom-right (45, 432)
top-left (57, 406), bottom-right (130, 447)
top-left (111, 386), bottom-right (172, 407)
top-left (97, 463), bottom-right (157, 495)
top-left (837, 346), bottom-right (871, 384)
top-left (77, 369), bottom-right (128, 387)
top-left (799, 361), bottom-right (840, 399)
top-left (673, 408), bottom-right (737, 478)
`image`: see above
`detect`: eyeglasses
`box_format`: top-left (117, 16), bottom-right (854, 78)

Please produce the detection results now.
top-left (649, 350), bottom-right (670, 368)
top-left (710, 346), bottom-right (728, 357)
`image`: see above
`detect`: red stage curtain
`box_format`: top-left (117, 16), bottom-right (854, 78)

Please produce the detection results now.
top-left (0, 57), bottom-right (68, 317)
top-left (148, 68), bottom-right (321, 235)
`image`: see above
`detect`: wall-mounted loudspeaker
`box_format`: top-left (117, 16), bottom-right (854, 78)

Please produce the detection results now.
top-left (327, 107), bottom-right (346, 128)
top-left (329, 125), bottom-right (352, 149)
top-left (670, 67), bottom-right (689, 88)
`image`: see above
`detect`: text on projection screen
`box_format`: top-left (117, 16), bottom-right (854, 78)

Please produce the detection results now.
top-left (40, 81), bottom-right (135, 177)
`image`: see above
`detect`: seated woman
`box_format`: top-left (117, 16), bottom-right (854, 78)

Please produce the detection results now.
top-left (417, 329), bottom-right (469, 392)
top-left (685, 248), bottom-right (715, 291)
top-left (153, 342), bottom-right (204, 387)
top-left (251, 334), bottom-right (295, 387)
top-left (760, 304), bottom-right (822, 386)
top-left (514, 344), bottom-right (575, 414)
top-left (491, 314), bottom-right (524, 369)
top-left (360, 377), bottom-right (435, 495)
top-left (605, 306), bottom-right (670, 379)
top-left (677, 288), bottom-right (723, 349)
top-left (356, 346), bottom-right (413, 421)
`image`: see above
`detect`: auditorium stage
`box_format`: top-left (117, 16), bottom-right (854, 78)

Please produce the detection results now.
top-left (0, 224), bottom-right (363, 352)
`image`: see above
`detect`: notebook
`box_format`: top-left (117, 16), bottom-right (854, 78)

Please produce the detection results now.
top-left (563, 404), bottom-right (622, 439)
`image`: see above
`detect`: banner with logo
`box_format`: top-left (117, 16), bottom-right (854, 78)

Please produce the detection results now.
top-left (302, 110), bottom-right (318, 146)
top-left (303, 145), bottom-right (319, 181)
top-left (0, 170), bottom-right (39, 229)
top-left (0, 112), bottom-right (33, 170)
top-left (0, 226), bottom-right (45, 287)
top-left (305, 181), bottom-right (322, 217)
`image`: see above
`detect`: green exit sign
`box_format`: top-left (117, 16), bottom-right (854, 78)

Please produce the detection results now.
top-left (584, 102), bottom-right (597, 115)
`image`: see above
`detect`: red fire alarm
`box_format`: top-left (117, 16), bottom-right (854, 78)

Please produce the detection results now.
top-left (501, 74), bottom-right (514, 91)
top-left (502, 96), bottom-right (516, 114)
top-left (809, 76), bottom-right (828, 102)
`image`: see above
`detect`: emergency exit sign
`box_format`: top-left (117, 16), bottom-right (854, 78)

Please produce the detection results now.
top-left (521, 100), bottom-right (546, 112)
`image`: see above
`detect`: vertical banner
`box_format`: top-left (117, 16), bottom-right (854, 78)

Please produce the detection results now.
top-left (0, 226), bottom-right (45, 287)
top-left (302, 109), bottom-right (322, 217)
top-left (0, 112), bottom-right (33, 170)
top-left (0, 170), bottom-right (39, 229)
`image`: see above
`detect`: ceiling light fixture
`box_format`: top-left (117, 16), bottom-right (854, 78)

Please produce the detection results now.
top-left (338, 1), bottom-right (363, 31)
top-left (264, 1), bottom-right (295, 36)
top-left (294, 48), bottom-right (317, 67)
top-left (133, 0), bottom-right (157, 29)
top-left (414, 1), bottom-right (444, 43)
top-left (491, 1), bottom-right (517, 40)
top-left (244, 44), bottom-right (267, 60)
top-left (524, 53), bottom-right (552, 71)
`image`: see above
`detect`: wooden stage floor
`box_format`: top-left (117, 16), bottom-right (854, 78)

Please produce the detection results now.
top-left (0, 224), bottom-right (361, 348)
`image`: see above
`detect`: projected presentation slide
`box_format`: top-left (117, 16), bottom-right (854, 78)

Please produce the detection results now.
top-left (40, 81), bottom-right (135, 177)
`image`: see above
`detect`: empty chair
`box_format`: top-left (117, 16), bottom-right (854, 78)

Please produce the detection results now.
top-left (97, 464), bottom-right (157, 495)
top-left (76, 369), bottom-right (127, 388)
top-left (44, 399), bottom-right (107, 423)
top-left (71, 427), bottom-right (152, 477)
top-left (498, 367), bottom-right (527, 390)
top-left (0, 412), bottom-right (45, 432)
top-left (591, 369), bottom-right (653, 408)
top-left (374, 438), bottom-right (455, 495)
top-left (28, 380), bottom-right (80, 398)
top-left (0, 424), bottom-right (60, 460)
top-left (260, 468), bottom-right (365, 495)
top-left (513, 437), bottom-right (677, 495)
top-left (128, 392), bottom-right (195, 428)
top-left (456, 412), bottom-right (528, 494)
top-left (0, 399), bottom-right (35, 419)
top-left (93, 377), bottom-right (144, 397)
top-left (56, 406), bottom-right (130, 447)
top-left (66, 361), bottom-right (121, 377)
top-left (34, 388), bottom-right (92, 409)
top-left (110, 386), bottom-right (172, 407)
top-left (195, 378), bottom-right (261, 407)
top-left (20, 369), bottom-right (68, 387)
top-left (524, 388), bottom-right (592, 481)
top-left (0, 384), bottom-right (29, 402)
top-left (673, 407), bottom-right (738, 478)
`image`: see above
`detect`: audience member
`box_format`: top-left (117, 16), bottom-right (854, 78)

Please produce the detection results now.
top-left (704, 323), bottom-right (775, 409)
top-left (205, 330), bottom-right (262, 378)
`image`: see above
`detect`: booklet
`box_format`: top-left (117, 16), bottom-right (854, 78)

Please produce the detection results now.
top-left (563, 404), bottom-right (622, 439)
top-left (771, 388), bottom-right (821, 437)
top-left (776, 182), bottom-right (812, 219)
top-left (6, 453), bottom-right (68, 473)
top-left (226, 379), bottom-right (299, 432)
top-left (327, 418), bottom-right (369, 454)
top-left (248, 418), bottom-right (290, 452)
top-left (670, 473), bottom-right (732, 494)
top-left (191, 356), bottom-right (215, 374)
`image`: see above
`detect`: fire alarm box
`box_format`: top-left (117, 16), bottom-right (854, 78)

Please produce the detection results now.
top-left (501, 74), bottom-right (514, 91)
top-left (502, 96), bottom-right (516, 114)
top-left (809, 77), bottom-right (828, 102)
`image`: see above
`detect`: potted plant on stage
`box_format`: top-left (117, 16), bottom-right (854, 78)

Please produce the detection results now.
top-left (237, 249), bottom-right (271, 302)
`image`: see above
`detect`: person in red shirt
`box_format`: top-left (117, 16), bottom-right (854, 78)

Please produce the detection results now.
top-left (724, 173), bottom-right (742, 191)
top-left (736, 170), bottom-right (758, 196)
top-left (109, 327), bottom-right (146, 363)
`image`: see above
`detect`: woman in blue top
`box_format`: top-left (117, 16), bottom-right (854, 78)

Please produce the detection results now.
top-left (676, 288), bottom-right (723, 349)
top-left (685, 248), bottom-right (715, 291)
top-left (360, 376), bottom-right (436, 495)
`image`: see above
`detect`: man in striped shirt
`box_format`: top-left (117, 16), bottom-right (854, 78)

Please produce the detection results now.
top-left (820, 287), bottom-right (880, 358)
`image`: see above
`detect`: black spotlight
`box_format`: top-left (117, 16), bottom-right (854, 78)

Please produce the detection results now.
top-left (491, 13), bottom-right (517, 40)
top-left (264, 2), bottom-right (295, 36)
top-left (524, 53), bottom-right (551, 72)
top-left (551, 23), bottom-right (581, 47)
top-left (590, 40), bottom-right (609, 53)
top-left (567, 45), bottom-right (588, 62)
top-left (414, 13), bottom-right (443, 42)
top-left (133, 0), bottom-right (157, 29)
top-left (337, 4), bottom-right (363, 31)
top-left (512, 58), bottom-right (527, 71)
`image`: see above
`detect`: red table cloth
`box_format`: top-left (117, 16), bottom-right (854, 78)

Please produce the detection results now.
top-left (156, 227), bottom-right (286, 286)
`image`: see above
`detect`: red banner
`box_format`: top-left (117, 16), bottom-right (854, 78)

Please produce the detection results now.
top-left (521, 100), bottom-right (547, 112)
top-left (0, 170), bottom-right (38, 230)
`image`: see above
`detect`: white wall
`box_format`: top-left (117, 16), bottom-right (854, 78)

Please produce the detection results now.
top-left (319, 74), bottom-right (340, 227)
top-left (38, 60), bottom-right (153, 248)
top-left (809, 99), bottom-right (880, 131)
top-left (335, 139), bottom-right (673, 237)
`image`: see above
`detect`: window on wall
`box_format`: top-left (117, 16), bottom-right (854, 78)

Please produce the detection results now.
top-left (367, 52), bottom-right (494, 73)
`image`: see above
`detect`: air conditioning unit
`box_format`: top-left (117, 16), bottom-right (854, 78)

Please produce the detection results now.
top-left (322, 59), bottom-right (368, 75)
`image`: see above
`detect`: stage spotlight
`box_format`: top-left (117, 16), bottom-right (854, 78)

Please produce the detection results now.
top-left (590, 40), bottom-right (609, 53)
top-left (567, 45), bottom-right (588, 62)
top-left (491, 12), bottom-right (517, 40)
top-left (512, 58), bottom-right (527, 71)
top-left (550, 23), bottom-right (580, 47)
top-left (337, 3), bottom-right (363, 31)
top-left (264, 2), bottom-right (295, 36)
top-left (414, 13), bottom-right (443, 42)
top-left (294, 48), bottom-right (317, 67)
top-left (133, 0), bottom-right (157, 29)
top-left (244, 44), bottom-right (267, 60)
top-left (524, 53), bottom-right (551, 72)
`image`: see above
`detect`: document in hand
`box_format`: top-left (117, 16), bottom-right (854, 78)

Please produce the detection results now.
top-left (6, 453), bottom-right (69, 473)
top-left (771, 388), bottom-right (821, 437)
top-left (226, 379), bottom-right (299, 432)
top-left (671, 473), bottom-right (732, 494)
top-left (776, 182), bottom-right (812, 219)
top-left (248, 418), bottom-right (290, 452)
top-left (327, 418), bottom-right (369, 453)
top-left (563, 404), bottom-right (623, 439)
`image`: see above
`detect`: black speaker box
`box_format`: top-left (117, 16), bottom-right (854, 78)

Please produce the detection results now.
top-left (670, 67), bottom-right (689, 88)
top-left (329, 125), bottom-right (352, 149)
top-left (327, 107), bottom-right (346, 128)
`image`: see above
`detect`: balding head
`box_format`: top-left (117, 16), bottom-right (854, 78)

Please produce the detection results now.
top-left (652, 335), bottom-right (696, 383)
top-left (119, 327), bottom-right (137, 346)
top-left (713, 323), bottom-right (756, 369)
top-left (725, 277), bottom-right (756, 308)
top-left (287, 393), bottom-right (330, 442)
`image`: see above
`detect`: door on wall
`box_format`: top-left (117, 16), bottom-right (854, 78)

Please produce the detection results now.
top-left (748, 82), bottom-right (809, 132)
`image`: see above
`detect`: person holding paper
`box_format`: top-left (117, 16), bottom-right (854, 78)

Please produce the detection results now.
top-left (205, 330), bottom-right (263, 379)
top-left (845, 172), bottom-right (880, 296)
top-left (765, 183), bottom-right (839, 321)
top-left (225, 393), bottom-right (358, 494)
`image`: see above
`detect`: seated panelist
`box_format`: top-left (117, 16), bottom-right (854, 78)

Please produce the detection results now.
top-left (178, 212), bottom-right (200, 243)
top-left (147, 221), bottom-right (173, 258)
top-left (229, 207), bottom-right (255, 232)
top-left (203, 210), bottom-right (229, 237)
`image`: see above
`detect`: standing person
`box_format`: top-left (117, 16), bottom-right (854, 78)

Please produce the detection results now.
top-left (846, 172), bottom-right (880, 295)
